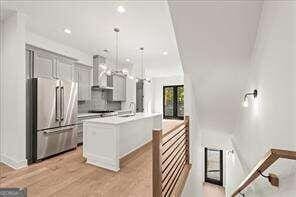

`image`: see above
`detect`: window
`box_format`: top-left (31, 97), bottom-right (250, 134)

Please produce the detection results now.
top-left (205, 148), bottom-right (223, 186)
top-left (163, 85), bottom-right (184, 119)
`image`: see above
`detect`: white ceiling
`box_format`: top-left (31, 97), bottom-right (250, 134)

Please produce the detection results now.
top-left (168, 1), bottom-right (263, 134)
top-left (1, 1), bottom-right (183, 77)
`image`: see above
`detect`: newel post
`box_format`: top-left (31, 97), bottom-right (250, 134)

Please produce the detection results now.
top-left (153, 129), bottom-right (162, 197)
top-left (185, 116), bottom-right (190, 164)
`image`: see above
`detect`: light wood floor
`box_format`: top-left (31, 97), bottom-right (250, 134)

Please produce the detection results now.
top-left (0, 119), bottom-right (182, 197)
top-left (203, 182), bottom-right (226, 197)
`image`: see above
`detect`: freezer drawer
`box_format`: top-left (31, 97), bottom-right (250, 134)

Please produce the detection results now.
top-left (37, 126), bottom-right (77, 160)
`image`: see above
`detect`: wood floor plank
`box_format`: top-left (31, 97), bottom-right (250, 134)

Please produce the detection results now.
top-left (0, 120), bottom-right (181, 196)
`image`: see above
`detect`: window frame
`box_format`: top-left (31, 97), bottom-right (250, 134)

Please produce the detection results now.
top-left (163, 85), bottom-right (184, 120)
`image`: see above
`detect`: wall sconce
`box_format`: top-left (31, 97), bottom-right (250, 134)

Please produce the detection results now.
top-left (242, 89), bottom-right (258, 108)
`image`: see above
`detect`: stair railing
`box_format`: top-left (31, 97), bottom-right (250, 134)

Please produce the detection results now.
top-left (153, 116), bottom-right (191, 197)
top-left (231, 149), bottom-right (296, 196)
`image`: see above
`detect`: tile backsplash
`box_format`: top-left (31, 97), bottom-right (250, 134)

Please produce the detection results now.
top-left (78, 89), bottom-right (121, 113)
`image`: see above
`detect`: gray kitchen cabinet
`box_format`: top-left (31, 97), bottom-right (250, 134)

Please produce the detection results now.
top-left (107, 74), bottom-right (126, 101)
top-left (75, 64), bottom-right (92, 101)
top-left (57, 57), bottom-right (75, 81)
top-left (33, 50), bottom-right (56, 79)
top-left (26, 44), bottom-right (77, 81)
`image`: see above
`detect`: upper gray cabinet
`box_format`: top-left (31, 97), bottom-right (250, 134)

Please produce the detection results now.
top-left (26, 45), bottom-right (77, 81)
top-left (107, 74), bottom-right (126, 101)
top-left (33, 50), bottom-right (56, 79)
top-left (57, 58), bottom-right (75, 81)
top-left (75, 63), bottom-right (92, 101)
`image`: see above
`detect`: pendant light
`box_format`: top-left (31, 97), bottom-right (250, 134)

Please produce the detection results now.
top-left (113, 27), bottom-right (132, 78)
top-left (137, 47), bottom-right (151, 83)
top-left (113, 27), bottom-right (122, 75)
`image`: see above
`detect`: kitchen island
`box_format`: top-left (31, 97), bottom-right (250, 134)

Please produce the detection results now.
top-left (83, 113), bottom-right (162, 171)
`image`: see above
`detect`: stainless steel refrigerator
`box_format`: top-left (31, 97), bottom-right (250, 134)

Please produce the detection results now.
top-left (27, 78), bottom-right (78, 163)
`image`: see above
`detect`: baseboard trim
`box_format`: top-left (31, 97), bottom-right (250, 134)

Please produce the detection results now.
top-left (1, 154), bottom-right (27, 169)
top-left (119, 141), bottom-right (152, 164)
top-left (85, 153), bottom-right (119, 172)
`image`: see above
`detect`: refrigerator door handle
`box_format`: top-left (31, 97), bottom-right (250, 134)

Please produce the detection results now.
top-left (60, 86), bottom-right (64, 121)
top-left (55, 86), bottom-right (59, 122)
top-left (43, 126), bottom-right (75, 135)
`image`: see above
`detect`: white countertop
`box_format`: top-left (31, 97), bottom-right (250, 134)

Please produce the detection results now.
top-left (78, 113), bottom-right (102, 118)
top-left (83, 113), bottom-right (162, 125)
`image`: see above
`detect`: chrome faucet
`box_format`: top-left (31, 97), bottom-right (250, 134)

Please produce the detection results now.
top-left (129, 102), bottom-right (136, 115)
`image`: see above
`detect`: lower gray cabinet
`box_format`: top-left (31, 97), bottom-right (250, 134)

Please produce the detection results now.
top-left (77, 124), bottom-right (83, 144)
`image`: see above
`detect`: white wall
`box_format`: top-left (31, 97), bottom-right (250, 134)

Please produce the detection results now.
top-left (26, 31), bottom-right (92, 66)
top-left (182, 74), bottom-right (203, 197)
top-left (230, 1), bottom-right (296, 196)
top-left (152, 75), bottom-right (184, 113)
top-left (0, 11), bottom-right (27, 168)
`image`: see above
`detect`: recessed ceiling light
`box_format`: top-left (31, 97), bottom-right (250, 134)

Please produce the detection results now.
top-left (163, 51), bottom-right (168, 55)
top-left (126, 58), bottom-right (131, 62)
top-left (64, 28), bottom-right (71, 34)
top-left (117, 6), bottom-right (126, 14)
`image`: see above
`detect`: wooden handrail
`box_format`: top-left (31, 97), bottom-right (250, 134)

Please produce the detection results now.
top-left (231, 149), bottom-right (296, 196)
top-left (153, 116), bottom-right (191, 197)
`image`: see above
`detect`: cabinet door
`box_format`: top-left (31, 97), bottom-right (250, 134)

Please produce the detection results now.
top-left (76, 66), bottom-right (92, 101)
top-left (78, 83), bottom-right (91, 101)
top-left (79, 68), bottom-right (91, 84)
top-left (113, 75), bottom-right (126, 101)
top-left (34, 51), bottom-right (56, 79)
top-left (57, 58), bottom-right (75, 81)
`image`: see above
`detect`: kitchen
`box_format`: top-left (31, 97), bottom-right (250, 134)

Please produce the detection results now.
top-left (0, 1), bottom-right (184, 195)
top-left (25, 36), bottom-right (163, 168)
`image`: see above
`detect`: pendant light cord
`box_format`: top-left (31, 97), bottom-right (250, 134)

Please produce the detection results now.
top-left (141, 48), bottom-right (144, 79)
top-left (114, 28), bottom-right (120, 72)
top-left (116, 29), bottom-right (119, 71)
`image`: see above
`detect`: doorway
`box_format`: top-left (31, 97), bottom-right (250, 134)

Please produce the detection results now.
top-left (163, 85), bottom-right (184, 119)
top-left (204, 148), bottom-right (223, 186)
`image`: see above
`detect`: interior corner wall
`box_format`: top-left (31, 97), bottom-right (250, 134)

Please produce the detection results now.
top-left (230, 1), bottom-right (296, 196)
top-left (182, 74), bottom-right (203, 197)
top-left (0, 11), bottom-right (27, 169)
top-left (151, 75), bottom-right (184, 113)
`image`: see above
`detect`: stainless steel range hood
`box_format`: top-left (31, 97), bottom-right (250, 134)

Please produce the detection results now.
top-left (92, 55), bottom-right (113, 90)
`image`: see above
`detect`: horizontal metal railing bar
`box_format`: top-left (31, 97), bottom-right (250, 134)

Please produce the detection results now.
top-left (162, 151), bottom-right (186, 184)
top-left (163, 159), bottom-right (186, 197)
top-left (162, 138), bottom-right (186, 165)
top-left (162, 155), bottom-right (186, 193)
top-left (167, 160), bottom-right (187, 197)
top-left (162, 126), bottom-right (186, 146)
top-left (162, 145), bottom-right (186, 174)
top-left (162, 132), bottom-right (186, 156)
